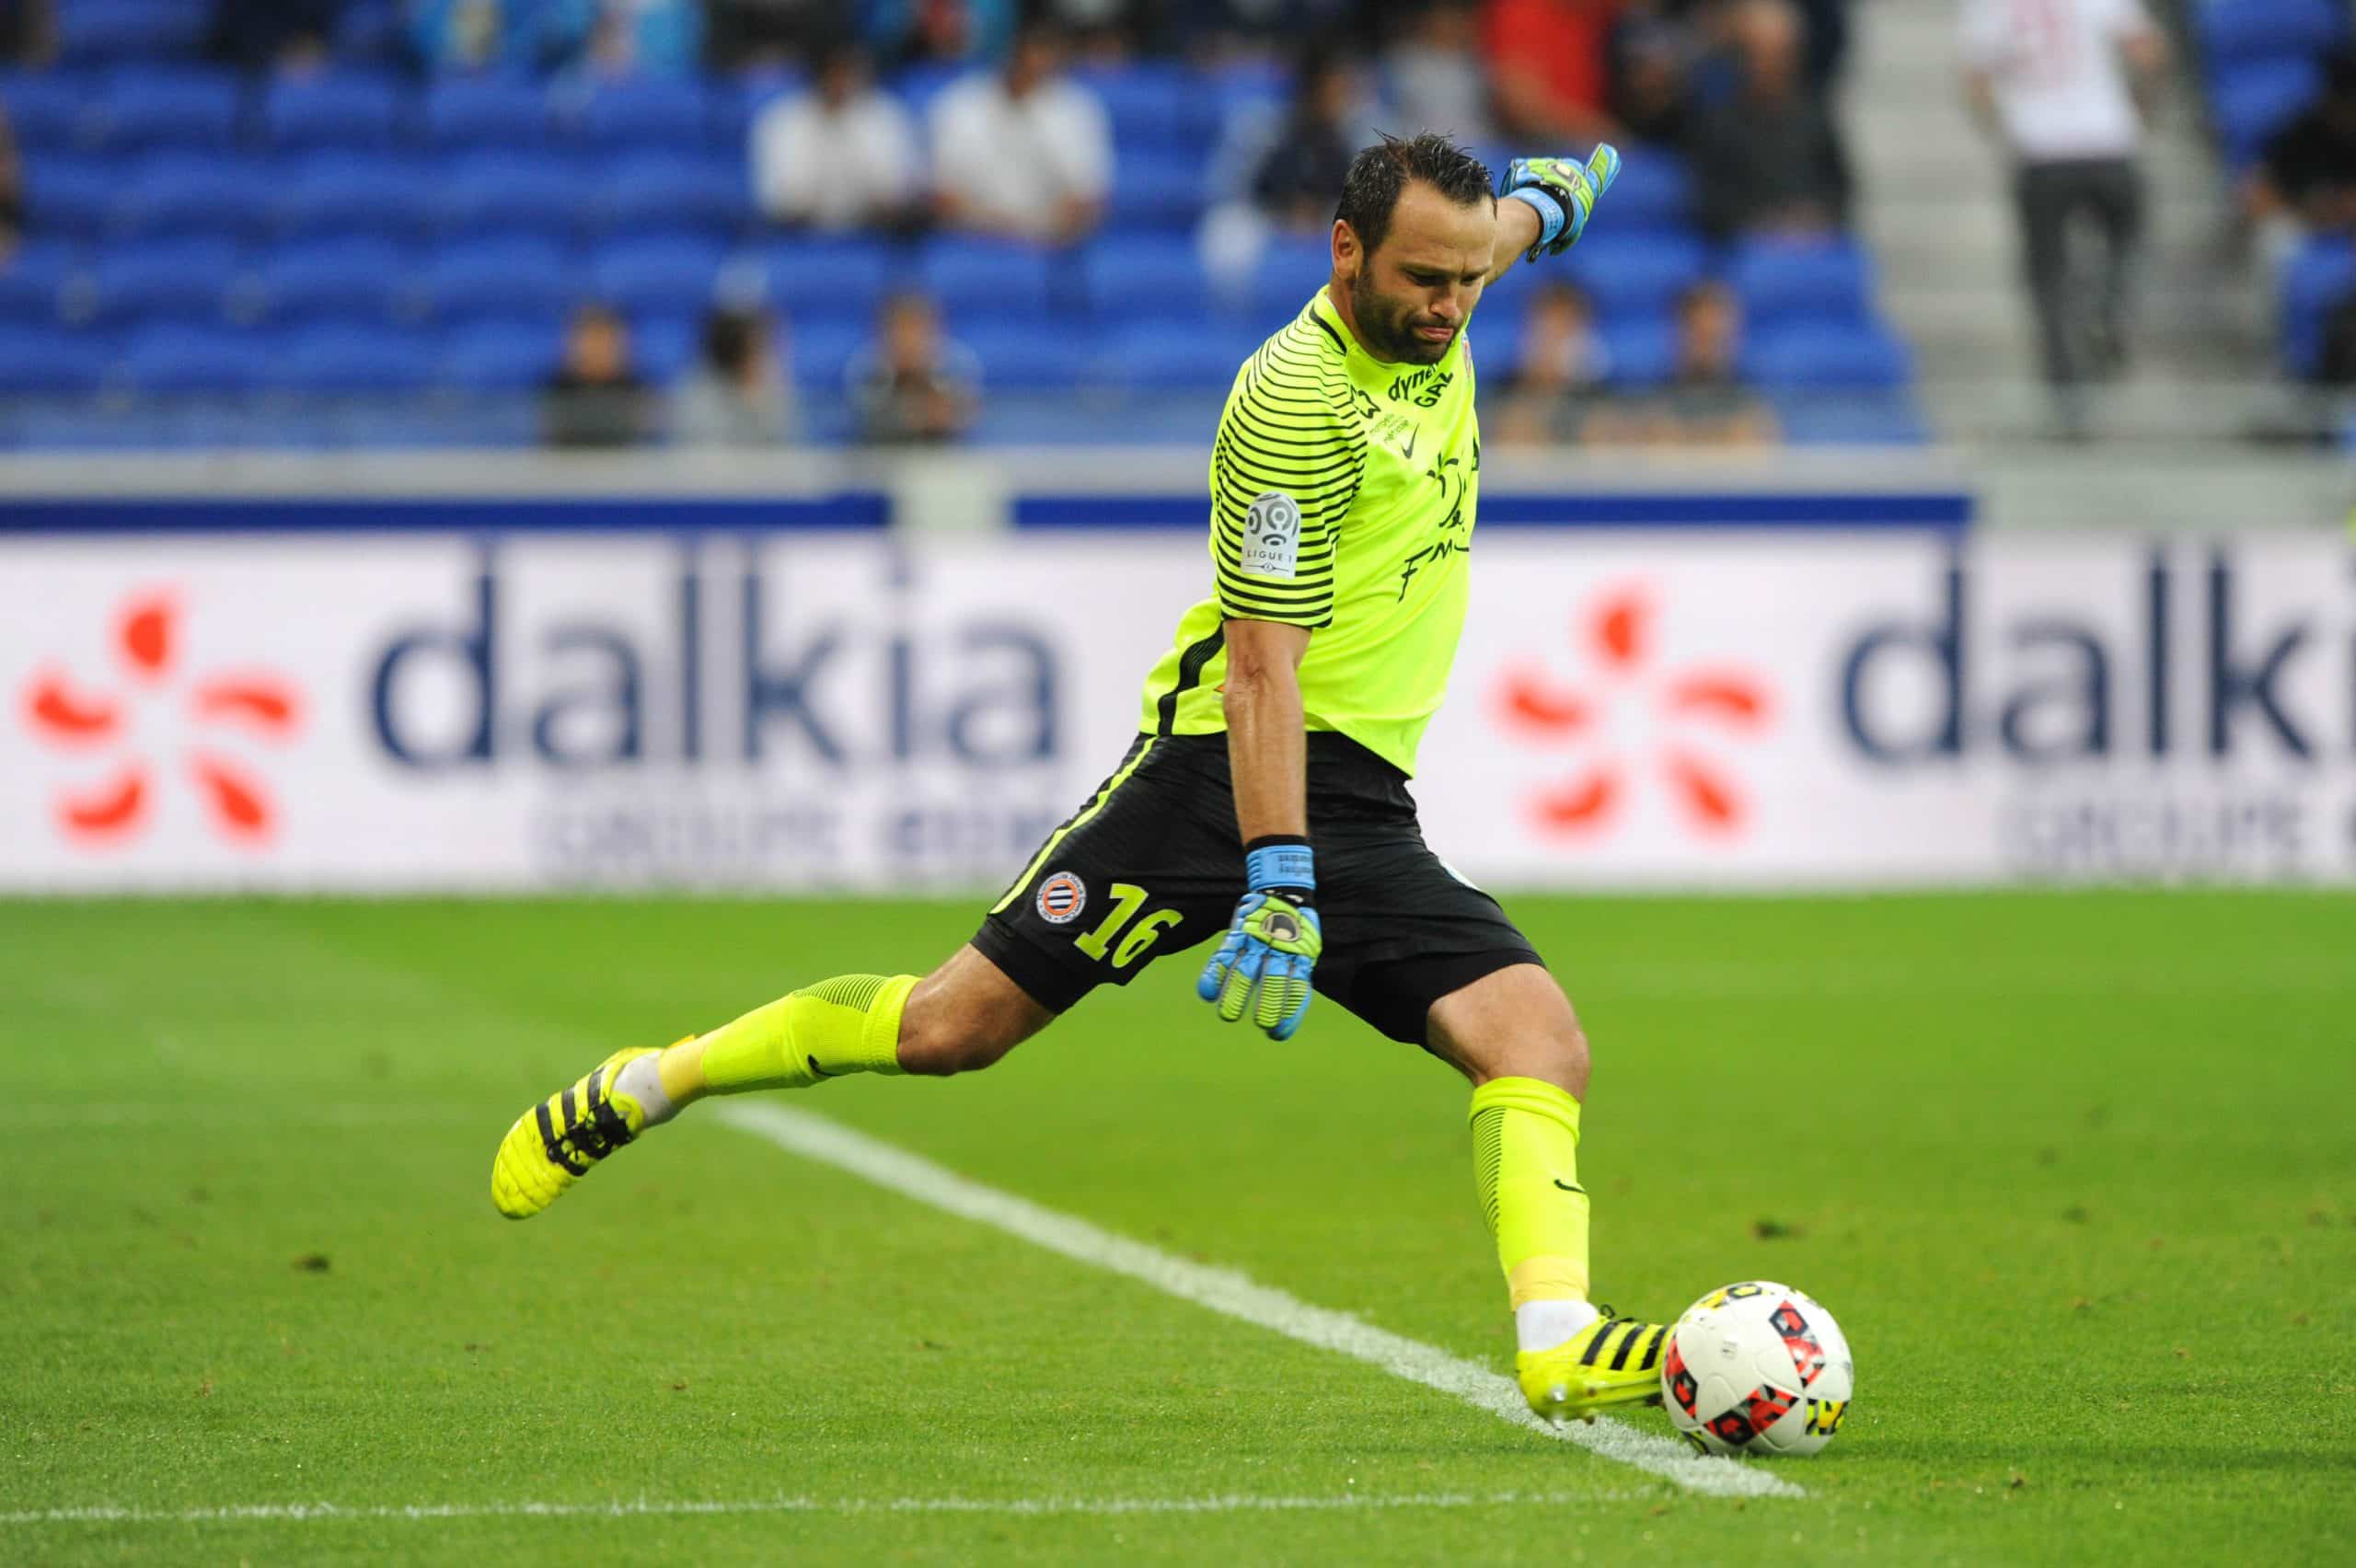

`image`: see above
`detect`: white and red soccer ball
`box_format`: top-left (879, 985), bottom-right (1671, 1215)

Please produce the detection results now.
top-left (1661, 1281), bottom-right (1854, 1457)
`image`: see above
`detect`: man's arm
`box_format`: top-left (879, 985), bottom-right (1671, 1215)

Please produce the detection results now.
top-left (1485, 197), bottom-right (1545, 288)
top-left (1222, 617), bottom-right (1312, 842)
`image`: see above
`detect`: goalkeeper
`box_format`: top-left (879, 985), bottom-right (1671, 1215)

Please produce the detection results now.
top-left (491, 135), bottom-right (1669, 1423)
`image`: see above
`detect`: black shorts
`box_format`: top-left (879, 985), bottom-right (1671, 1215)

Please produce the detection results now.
top-left (973, 732), bottom-right (1545, 1046)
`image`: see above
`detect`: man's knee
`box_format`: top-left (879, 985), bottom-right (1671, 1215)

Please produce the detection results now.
top-left (1428, 963), bottom-right (1592, 1097)
top-left (894, 946), bottom-right (1051, 1077)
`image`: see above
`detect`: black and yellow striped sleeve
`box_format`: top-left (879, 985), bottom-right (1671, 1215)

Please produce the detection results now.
top-left (1207, 320), bottom-right (1365, 629)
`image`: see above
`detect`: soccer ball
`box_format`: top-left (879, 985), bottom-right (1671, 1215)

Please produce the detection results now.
top-left (1660, 1281), bottom-right (1854, 1458)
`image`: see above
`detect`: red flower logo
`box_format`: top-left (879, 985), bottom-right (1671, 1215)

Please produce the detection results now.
top-left (1494, 584), bottom-right (1773, 838)
top-left (20, 591), bottom-right (302, 848)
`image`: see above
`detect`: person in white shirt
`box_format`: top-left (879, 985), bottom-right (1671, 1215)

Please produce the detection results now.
top-left (751, 41), bottom-right (924, 233)
top-left (927, 21), bottom-right (1114, 245)
top-left (1961, 0), bottom-right (2167, 391)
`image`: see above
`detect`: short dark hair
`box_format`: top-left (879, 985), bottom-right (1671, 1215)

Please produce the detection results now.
top-left (702, 308), bottom-right (766, 376)
top-left (1334, 133), bottom-right (1494, 258)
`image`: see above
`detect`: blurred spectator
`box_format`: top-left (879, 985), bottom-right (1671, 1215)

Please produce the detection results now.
top-left (866, 0), bottom-right (1017, 65)
top-left (1247, 47), bottom-right (1376, 228)
top-left (707, 0), bottom-right (846, 71)
top-left (849, 292), bottom-right (979, 444)
top-left (1586, 282), bottom-right (1776, 445)
top-left (1790, 0), bottom-right (1848, 94)
top-left (1386, 3), bottom-right (1497, 146)
top-left (573, 0), bottom-right (704, 76)
top-left (1201, 45), bottom-right (1381, 302)
top-left (412, 0), bottom-right (701, 75)
top-left (752, 41), bottom-right (924, 232)
top-left (674, 308), bottom-right (798, 446)
top-left (1608, 3), bottom-right (1692, 146)
top-left (929, 21), bottom-right (1113, 243)
top-left (1494, 280), bottom-right (1610, 445)
top-left (542, 305), bottom-right (654, 448)
top-left (0, 0), bottom-right (53, 63)
top-left (211, 0), bottom-right (343, 70)
top-left (0, 104), bottom-right (21, 262)
top-left (1962, 0), bottom-right (2164, 392)
top-left (1687, 0), bottom-right (1848, 238)
top-left (1484, 0), bottom-right (1623, 146)
top-left (410, 0), bottom-right (549, 71)
top-left (2253, 50), bottom-right (2356, 236)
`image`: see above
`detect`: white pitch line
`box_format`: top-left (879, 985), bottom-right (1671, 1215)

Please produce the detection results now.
top-left (4, 1488), bottom-right (1655, 1528)
top-left (717, 1102), bottom-right (1801, 1501)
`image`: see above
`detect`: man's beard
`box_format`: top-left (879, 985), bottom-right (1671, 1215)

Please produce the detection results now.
top-left (1351, 271), bottom-right (1454, 365)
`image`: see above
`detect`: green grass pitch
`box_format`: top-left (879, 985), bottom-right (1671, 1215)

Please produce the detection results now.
top-left (4, 892), bottom-right (2352, 1565)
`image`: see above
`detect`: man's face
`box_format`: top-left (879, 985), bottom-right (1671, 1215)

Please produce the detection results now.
top-left (1339, 180), bottom-right (1495, 366)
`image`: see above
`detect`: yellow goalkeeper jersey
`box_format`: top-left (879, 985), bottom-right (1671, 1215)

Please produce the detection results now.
top-left (1136, 286), bottom-right (1481, 778)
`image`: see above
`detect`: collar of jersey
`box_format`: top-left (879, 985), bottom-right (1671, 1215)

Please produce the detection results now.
top-left (1306, 286), bottom-right (1462, 386)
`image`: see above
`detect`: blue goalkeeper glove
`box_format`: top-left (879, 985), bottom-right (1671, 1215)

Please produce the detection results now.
top-left (1197, 836), bottom-right (1322, 1042)
top-left (1500, 144), bottom-right (1622, 263)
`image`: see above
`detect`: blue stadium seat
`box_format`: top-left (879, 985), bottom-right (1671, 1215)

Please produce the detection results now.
top-left (422, 236), bottom-right (577, 320)
top-left (1769, 390), bottom-right (1932, 446)
top-left (711, 67), bottom-right (808, 146)
top-left (2278, 235), bottom-right (2356, 376)
top-left (788, 319), bottom-right (870, 391)
top-left (255, 237), bottom-right (415, 324)
top-left (56, 0), bottom-right (205, 65)
top-left (763, 235), bottom-right (900, 320)
top-left (1742, 321), bottom-right (1912, 390)
top-left (278, 154), bottom-right (437, 241)
top-left (2212, 56), bottom-right (2326, 166)
top-left (953, 317), bottom-right (1087, 388)
top-left (0, 71), bottom-right (94, 150)
top-left (918, 236), bottom-right (1057, 319)
top-left (1107, 319), bottom-right (1265, 388)
top-left (1082, 236), bottom-right (1209, 320)
top-left (2197, 0), bottom-right (2347, 66)
top-left (438, 153), bottom-right (603, 241)
top-left (1247, 233), bottom-right (1338, 320)
top-left (336, 0), bottom-right (404, 64)
top-left (589, 236), bottom-right (727, 317)
top-left (113, 153), bottom-right (278, 241)
top-left (261, 71), bottom-right (404, 151)
top-left (88, 67), bottom-right (241, 150)
top-left (610, 152), bottom-right (751, 239)
top-left (1601, 154), bottom-right (1694, 233)
top-left (889, 62), bottom-right (969, 123)
top-left (1727, 236), bottom-right (1872, 326)
top-left (440, 317), bottom-right (563, 391)
top-left (1565, 231), bottom-right (1711, 313)
top-left (25, 157), bottom-right (122, 241)
top-left (1072, 63), bottom-right (1186, 148)
top-left (1599, 313), bottom-right (1680, 386)
top-left (271, 324), bottom-right (439, 393)
top-left (568, 78), bottom-right (712, 150)
top-left (418, 77), bottom-right (551, 150)
top-left (625, 313), bottom-right (698, 385)
top-left (1180, 60), bottom-right (1289, 143)
top-left (120, 323), bottom-right (271, 392)
top-left (0, 325), bottom-right (110, 392)
top-left (0, 241), bottom-right (78, 323)
top-left (1106, 150), bottom-right (1207, 235)
top-left (89, 238), bottom-right (245, 324)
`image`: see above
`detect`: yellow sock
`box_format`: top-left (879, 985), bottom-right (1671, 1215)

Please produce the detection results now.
top-left (662, 974), bottom-right (916, 1102)
top-left (1469, 1076), bottom-right (1591, 1320)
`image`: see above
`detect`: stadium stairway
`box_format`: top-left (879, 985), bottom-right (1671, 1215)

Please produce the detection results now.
top-left (1851, 0), bottom-right (2274, 442)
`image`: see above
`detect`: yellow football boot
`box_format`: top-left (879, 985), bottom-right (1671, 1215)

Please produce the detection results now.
top-left (1518, 1309), bottom-right (1669, 1424)
top-left (490, 1046), bottom-right (664, 1219)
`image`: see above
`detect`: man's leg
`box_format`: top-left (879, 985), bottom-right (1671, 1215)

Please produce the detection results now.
top-left (490, 944), bottom-right (1051, 1218)
top-left (1426, 963), bottom-right (1666, 1422)
top-left (2015, 161), bottom-right (2077, 388)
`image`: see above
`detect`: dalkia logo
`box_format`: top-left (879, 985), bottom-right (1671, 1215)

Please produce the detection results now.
top-left (19, 592), bottom-right (303, 848)
top-left (1493, 585), bottom-right (1774, 837)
